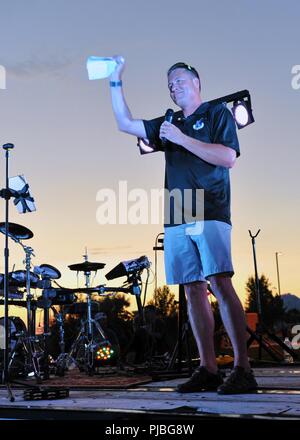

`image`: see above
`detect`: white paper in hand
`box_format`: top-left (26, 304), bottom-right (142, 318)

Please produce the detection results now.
top-left (87, 56), bottom-right (117, 80)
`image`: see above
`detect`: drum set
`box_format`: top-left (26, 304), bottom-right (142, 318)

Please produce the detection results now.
top-left (0, 222), bottom-right (151, 381)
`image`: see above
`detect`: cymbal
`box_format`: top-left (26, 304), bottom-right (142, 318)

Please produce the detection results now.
top-left (68, 261), bottom-right (106, 272)
top-left (0, 222), bottom-right (33, 240)
top-left (34, 264), bottom-right (61, 280)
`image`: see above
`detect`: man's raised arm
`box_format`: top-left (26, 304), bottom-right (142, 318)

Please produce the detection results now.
top-left (109, 56), bottom-right (146, 138)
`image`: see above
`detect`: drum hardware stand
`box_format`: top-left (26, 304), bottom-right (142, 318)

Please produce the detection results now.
top-left (18, 243), bottom-right (43, 377)
top-left (65, 253), bottom-right (109, 375)
top-left (82, 252), bottom-right (108, 373)
top-left (124, 271), bottom-right (152, 368)
top-left (127, 271), bottom-right (158, 368)
top-left (58, 261), bottom-right (150, 374)
top-left (8, 329), bottom-right (43, 383)
top-left (38, 275), bottom-right (58, 380)
top-left (107, 269), bottom-right (161, 370)
top-left (63, 310), bottom-right (108, 374)
top-left (54, 309), bottom-right (66, 360)
top-left (62, 270), bottom-right (147, 374)
top-left (101, 271), bottom-right (146, 324)
top-left (24, 245), bottom-right (36, 337)
top-left (49, 306), bottom-right (70, 376)
top-left (247, 230), bottom-right (298, 363)
top-left (126, 271), bottom-right (145, 326)
top-left (6, 238), bottom-right (43, 381)
top-left (50, 305), bottom-right (83, 376)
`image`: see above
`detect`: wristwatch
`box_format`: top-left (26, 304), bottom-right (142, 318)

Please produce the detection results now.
top-left (110, 80), bottom-right (123, 87)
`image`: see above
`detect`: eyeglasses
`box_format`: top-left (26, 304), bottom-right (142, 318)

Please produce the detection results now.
top-left (167, 62), bottom-right (199, 80)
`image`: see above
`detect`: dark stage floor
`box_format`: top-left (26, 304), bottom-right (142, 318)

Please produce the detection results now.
top-left (0, 366), bottom-right (300, 425)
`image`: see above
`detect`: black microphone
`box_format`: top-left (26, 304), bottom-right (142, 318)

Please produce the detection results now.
top-left (161, 108), bottom-right (174, 146)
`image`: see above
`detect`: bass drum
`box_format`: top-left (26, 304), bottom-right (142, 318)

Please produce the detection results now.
top-left (0, 316), bottom-right (27, 352)
top-left (0, 317), bottom-right (27, 379)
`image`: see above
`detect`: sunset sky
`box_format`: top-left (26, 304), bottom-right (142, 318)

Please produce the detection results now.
top-left (0, 0), bottom-right (299, 322)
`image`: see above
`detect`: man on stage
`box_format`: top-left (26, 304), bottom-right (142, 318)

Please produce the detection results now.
top-left (107, 56), bottom-right (257, 394)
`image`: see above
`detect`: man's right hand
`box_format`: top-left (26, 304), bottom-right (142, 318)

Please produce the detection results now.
top-left (110, 55), bottom-right (125, 80)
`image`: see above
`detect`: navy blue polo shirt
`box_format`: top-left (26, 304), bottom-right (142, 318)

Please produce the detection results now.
top-left (143, 102), bottom-right (240, 226)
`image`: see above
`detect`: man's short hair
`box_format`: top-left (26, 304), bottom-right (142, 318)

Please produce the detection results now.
top-left (167, 62), bottom-right (201, 90)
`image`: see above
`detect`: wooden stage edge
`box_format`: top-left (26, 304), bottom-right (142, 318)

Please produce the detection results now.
top-left (0, 366), bottom-right (300, 422)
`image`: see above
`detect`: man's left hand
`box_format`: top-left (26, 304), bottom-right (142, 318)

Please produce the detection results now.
top-left (159, 121), bottom-right (185, 145)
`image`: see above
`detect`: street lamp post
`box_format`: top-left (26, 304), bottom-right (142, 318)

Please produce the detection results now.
top-left (275, 252), bottom-right (282, 295)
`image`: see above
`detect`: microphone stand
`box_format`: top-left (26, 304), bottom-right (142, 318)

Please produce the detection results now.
top-left (1, 143), bottom-right (41, 399)
top-left (247, 230), bottom-right (298, 363)
top-left (0, 143), bottom-right (16, 402)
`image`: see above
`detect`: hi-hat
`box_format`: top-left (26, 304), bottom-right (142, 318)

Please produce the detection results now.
top-left (0, 222), bottom-right (33, 240)
top-left (68, 261), bottom-right (106, 272)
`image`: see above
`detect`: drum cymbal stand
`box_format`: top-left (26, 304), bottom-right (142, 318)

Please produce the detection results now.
top-left (55, 296), bottom-right (109, 375)
top-left (24, 245), bottom-right (36, 337)
top-left (7, 241), bottom-right (43, 382)
top-left (64, 305), bottom-right (108, 374)
top-left (50, 301), bottom-right (79, 377)
top-left (51, 306), bottom-right (71, 376)
top-left (66, 254), bottom-right (109, 374)
top-left (38, 274), bottom-right (59, 380)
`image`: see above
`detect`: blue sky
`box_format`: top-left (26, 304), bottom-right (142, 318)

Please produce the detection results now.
top-left (0, 1), bottom-right (299, 319)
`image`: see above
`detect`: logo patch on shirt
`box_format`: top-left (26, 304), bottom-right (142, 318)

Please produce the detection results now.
top-left (193, 118), bottom-right (205, 130)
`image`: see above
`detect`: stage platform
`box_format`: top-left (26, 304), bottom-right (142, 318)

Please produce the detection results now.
top-left (1, 366), bottom-right (300, 431)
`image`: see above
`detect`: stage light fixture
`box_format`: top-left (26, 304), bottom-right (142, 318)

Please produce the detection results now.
top-left (137, 138), bottom-right (156, 154)
top-left (231, 98), bottom-right (254, 129)
top-left (208, 89), bottom-right (254, 130)
top-left (95, 341), bottom-right (114, 361)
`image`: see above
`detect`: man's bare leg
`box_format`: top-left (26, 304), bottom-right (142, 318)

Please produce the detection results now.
top-left (209, 275), bottom-right (250, 371)
top-left (184, 281), bottom-right (217, 373)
